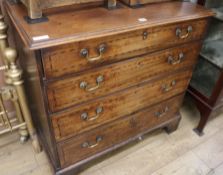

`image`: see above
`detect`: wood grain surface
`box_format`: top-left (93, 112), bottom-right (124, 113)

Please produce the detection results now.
top-left (47, 42), bottom-right (201, 112)
top-left (57, 94), bottom-right (184, 168)
top-left (3, 1), bottom-right (213, 174)
top-left (4, 1), bottom-right (213, 49)
top-left (42, 19), bottom-right (206, 78)
top-left (52, 69), bottom-right (193, 141)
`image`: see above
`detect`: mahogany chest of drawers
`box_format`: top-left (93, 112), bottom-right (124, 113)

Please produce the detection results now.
top-left (3, 1), bottom-right (213, 174)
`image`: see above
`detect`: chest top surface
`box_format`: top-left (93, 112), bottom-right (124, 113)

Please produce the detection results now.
top-left (4, 1), bottom-right (213, 50)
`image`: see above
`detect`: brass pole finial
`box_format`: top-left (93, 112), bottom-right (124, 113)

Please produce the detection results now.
top-left (4, 47), bottom-right (23, 86)
top-left (4, 47), bottom-right (17, 67)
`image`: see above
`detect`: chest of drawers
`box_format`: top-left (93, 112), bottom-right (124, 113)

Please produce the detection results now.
top-left (3, 1), bottom-right (213, 174)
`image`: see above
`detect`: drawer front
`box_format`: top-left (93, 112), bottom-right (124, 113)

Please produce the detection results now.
top-left (57, 94), bottom-right (184, 168)
top-left (52, 70), bottom-right (192, 141)
top-left (47, 42), bottom-right (201, 112)
top-left (42, 19), bottom-right (208, 79)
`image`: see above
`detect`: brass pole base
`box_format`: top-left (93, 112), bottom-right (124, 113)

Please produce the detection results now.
top-left (19, 125), bottom-right (29, 143)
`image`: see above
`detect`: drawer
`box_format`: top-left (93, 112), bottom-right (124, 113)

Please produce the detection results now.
top-left (47, 42), bottom-right (201, 112)
top-left (52, 69), bottom-right (192, 141)
top-left (42, 19), bottom-right (208, 79)
top-left (57, 94), bottom-right (184, 168)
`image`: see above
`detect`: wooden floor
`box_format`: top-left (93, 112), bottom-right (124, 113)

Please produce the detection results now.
top-left (1, 98), bottom-right (223, 175)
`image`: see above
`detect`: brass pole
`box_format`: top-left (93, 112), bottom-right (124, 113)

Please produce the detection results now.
top-left (0, 16), bottom-right (29, 142)
top-left (4, 47), bottom-right (41, 153)
top-left (0, 122), bottom-right (26, 135)
top-left (0, 17), bottom-right (8, 64)
top-left (10, 87), bottom-right (29, 142)
top-left (0, 92), bottom-right (11, 129)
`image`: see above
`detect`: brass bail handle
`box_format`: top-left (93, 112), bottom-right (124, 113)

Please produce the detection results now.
top-left (81, 136), bottom-right (103, 148)
top-left (162, 80), bottom-right (176, 92)
top-left (155, 106), bottom-right (169, 118)
top-left (80, 75), bottom-right (104, 92)
top-left (176, 26), bottom-right (193, 39)
top-left (81, 106), bottom-right (103, 121)
top-left (168, 52), bottom-right (184, 65)
top-left (80, 43), bottom-right (107, 62)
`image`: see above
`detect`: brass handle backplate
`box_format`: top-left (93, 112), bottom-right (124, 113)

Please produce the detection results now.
top-left (80, 43), bottom-right (107, 62)
top-left (162, 80), bottom-right (176, 92)
top-left (81, 136), bottom-right (103, 148)
top-left (80, 106), bottom-right (103, 121)
top-left (80, 75), bottom-right (104, 92)
top-left (155, 107), bottom-right (169, 118)
top-left (168, 52), bottom-right (184, 65)
top-left (143, 31), bottom-right (148, 40)
top-left (176, 26), bottom-right (193, 39)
